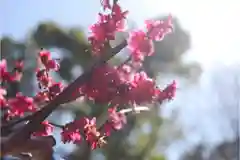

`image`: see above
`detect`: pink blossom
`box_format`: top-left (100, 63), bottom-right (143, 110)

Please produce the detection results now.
top-left (39, 50), bottom-right (51, 66)
top-left (0, 87), bottom-right (7, 108)
top-left (158, 80), bottom-right (176, 102)
top-left (100, 0), bottom-right (111, 10)
top-left (46, 60), bottom-right (60, 71)
top-left (145, 15), bottom-right (173, 41)
top-left (127, 72), bottom-right (158, 104)
top-left (7, 93), bottom-right (36, 117)
top-left (48, 82), bottom-right (64, 99)
top-left (128, 30), bottom-right (154, 61)
top-left (108, 107), bottom-right (126, 130)
top-left (61, 118), bottom-right (88, 144)
top-left (0, 59), bottom-right (13, 82)
top-left (61, 126), bottom-right (82, 144)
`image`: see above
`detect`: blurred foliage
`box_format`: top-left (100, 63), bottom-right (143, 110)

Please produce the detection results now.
top-left (150, 155), bottom-right (166, 160)
top-left (1, 14), bottom-right (201, 160)
top-left (181, 137), bottom-right (239, 160)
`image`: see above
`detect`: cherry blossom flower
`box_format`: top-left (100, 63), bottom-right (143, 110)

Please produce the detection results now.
top-left (0, 87), bottom-right (7, 108)
top-left (7, 93), bottom-right (36, 117)
top-left (0, 59), bottom-right (13, 82)
top-left (145, 15), bottom-right (173, 41)
top-left (128, 30), bottom-right (154, 61)
top-left (101, 0), bottom-right (111, 10)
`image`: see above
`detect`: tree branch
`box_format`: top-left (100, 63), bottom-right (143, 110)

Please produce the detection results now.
top-left (119, 106), bottom-right (150, 114)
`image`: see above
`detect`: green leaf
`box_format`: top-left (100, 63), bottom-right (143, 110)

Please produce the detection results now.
top-left (150, 155), bottom-right (166, 160)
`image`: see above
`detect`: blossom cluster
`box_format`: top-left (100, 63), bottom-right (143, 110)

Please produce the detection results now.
top-left (0, 0), bottom-right (176, 150)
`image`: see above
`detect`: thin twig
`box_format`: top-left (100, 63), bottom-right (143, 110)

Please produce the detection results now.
top-left (49, 122), bottom-right (64, 129)
top-left (119, 106), bottom-right (150, 114)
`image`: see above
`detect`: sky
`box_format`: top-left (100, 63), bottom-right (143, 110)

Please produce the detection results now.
top-left (1, 0), bottom-right (240, 69)
top-left (162, 65), bottom-right (240, 160)
top-left (1, 0), bottom-right (240, 160)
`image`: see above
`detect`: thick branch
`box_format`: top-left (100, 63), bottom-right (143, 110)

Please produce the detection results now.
top-left (1, 136), bottom-right (56, 160)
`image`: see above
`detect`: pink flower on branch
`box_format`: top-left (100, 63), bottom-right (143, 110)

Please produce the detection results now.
top-left (0, 59), bottom-right (12, 82)
top-left (112, 3), bottom-right (128, 31)
top-left (7, 93), bottom-right (36, 118)
top-left (80, 64), bottom-right (124, 103)
top-left (39, 50), bottom-right (60, 71)
top-left (48, 82), bottom-right (64, 99)
top-left (61, 117), bottom-right (108, 149)
top-left (127, 16), bottom-right (173, 63)
top-left (1, 0), bottom-right (176, 156)
top-left (0, 87), bottom-right (7, 108)
top-left (61, 119), bottom-right (83, 144)
top-left (145, 15), bottom-right (173, 41)
top-left (158, 80), bottom-right (177, 103)
top-left (89, 1), bottom-right (128, 55)
top-left (0, 59), bottom-right (23, 82)
top-left (127, 72), bottom-right (159, 105)
top-left (103, 106), bottom-right (127, 136)
top-left (107, 106), bottom-right (126, 130)
top-left (128, 30), bottom-right (154, 62)
top-left (101, 0), bottom-right (111, 10)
